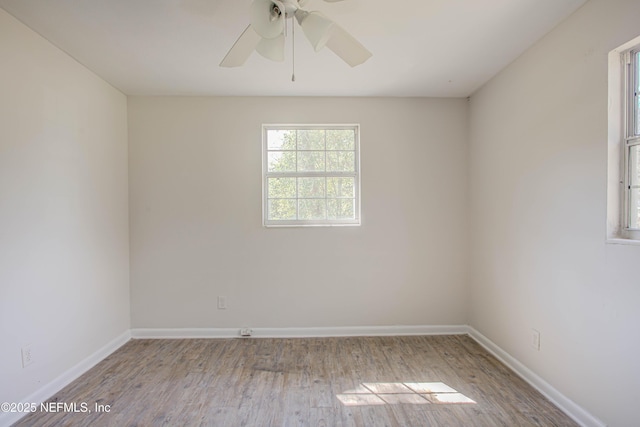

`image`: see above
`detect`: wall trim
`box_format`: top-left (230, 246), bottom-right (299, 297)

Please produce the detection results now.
top-left (466, 327), bottom-right (606, 427)
top-left (0, 330), bottom-right (131, 427)
top-left (130, 324), bottom-right (468, 339)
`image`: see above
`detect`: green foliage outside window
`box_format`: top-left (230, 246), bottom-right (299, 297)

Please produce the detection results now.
top-left (264, 127), bottom-right (359, 224)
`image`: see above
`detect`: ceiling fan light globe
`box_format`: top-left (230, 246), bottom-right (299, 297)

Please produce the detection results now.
top-left (250, 0), bottom-right (286, 39)
top-left (256, 34), bottom-right (285, 61)
top-left (298, 11), bottom-right (334, 51)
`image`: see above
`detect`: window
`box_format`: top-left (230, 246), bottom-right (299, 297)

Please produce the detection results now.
top-left (262, 125), bottom-right (360, 227)
top-left (607, 36), bottom-right (640, 243)
top-left (624, 48), bottom-right (640, 230)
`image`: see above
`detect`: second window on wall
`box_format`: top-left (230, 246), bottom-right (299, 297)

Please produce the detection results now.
top-left (625, 48), bottom-right (640, 230)
top-left (263, 125), bottom-right (361, 227)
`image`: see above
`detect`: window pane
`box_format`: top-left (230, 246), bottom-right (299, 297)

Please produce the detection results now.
top-left (267, 130), bottom-right (296, 150)
top-left (631, 187), bottom-right (640, 229)
top-left (327, 151), bottom-right (355, 172)
top-left (298, 177), bottom-right (325, 198)
top-left (327, 177), bottom-right (355, 198)
top-left (636, 52), bottom-right (640, 135)
top-left (297, 130), bottom-right (325, 150)
top-left (328, 199), bottom-right (355, 220)
top-left (268, 177), bottom-right (296, 199)
top-left (632, 145), bottom-right (640, 186)
top-left (299, 199), bottom-right (326, 220)
top-left (326, 129), bottom-right (355, 150)
top-left (268, 199), bottom-right (297, 220)
top-left (297, 151), bottom-right (325, 172)
top-left (268, 151), bottom-right (296, 172)
top-left (630, 145), bottom-right (640, 228)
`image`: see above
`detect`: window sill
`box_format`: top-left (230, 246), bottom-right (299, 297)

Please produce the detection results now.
top-left (606, 238), bottom-right (640, 246)
top-left (264, 223), bottom-right (361, 228)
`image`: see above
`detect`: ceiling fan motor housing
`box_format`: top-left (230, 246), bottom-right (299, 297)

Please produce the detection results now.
top-left (283, 0), bottom-right (303, 17)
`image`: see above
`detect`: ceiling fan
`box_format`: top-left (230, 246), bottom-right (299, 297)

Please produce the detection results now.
top-left (220, 0), bottom-right (372, 69)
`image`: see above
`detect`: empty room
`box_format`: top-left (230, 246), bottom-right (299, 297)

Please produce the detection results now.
top-left (1, 0), bottom-right (639, 426)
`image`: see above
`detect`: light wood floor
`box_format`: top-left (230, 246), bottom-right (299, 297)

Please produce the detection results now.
top-left (14, 335), bottom-right (578, 427)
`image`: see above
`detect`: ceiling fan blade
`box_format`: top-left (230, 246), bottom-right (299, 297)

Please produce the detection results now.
top-left (250, 0), bottom-right (286, 39)
top-left (219, 25), bottom-right (261, 67)
top-left (295, 10), bottom-right (334, 52)
top-left (325, 24), bottom-right (372, 67)
top-left (256, 34), bottom-right (285, 61)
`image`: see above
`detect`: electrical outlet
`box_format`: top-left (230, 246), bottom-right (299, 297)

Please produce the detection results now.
top-left (240, 328), bottom-right (252, 337)
top-left (531, 329), bottom-right (541, 351)
top-left (21, 345), bottom-right (34, 367)
top-left (217, 296), bottom-right (227, 310)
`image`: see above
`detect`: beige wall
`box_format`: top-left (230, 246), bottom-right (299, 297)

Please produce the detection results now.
top-left (0, 8), bottom-right (129, 407)
top-left (128, 96), bottom-right (469, 329)
top-left (468, 0), bottom-right (640, 425)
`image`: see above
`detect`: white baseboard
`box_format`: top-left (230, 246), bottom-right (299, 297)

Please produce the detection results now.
top-left (131, 324), bottom-right (468, 339)
top-left (0, 330), bottom-right (131, 427)
top-left (466, 327), bottom-right (606, 427)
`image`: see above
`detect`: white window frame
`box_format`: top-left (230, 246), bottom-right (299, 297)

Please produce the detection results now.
top-left (623, 47), bottom-right (640, 234)
top-left (607, 37), bottom-right (640, 244)
top-left (262, 124), bottom-right (361, 227)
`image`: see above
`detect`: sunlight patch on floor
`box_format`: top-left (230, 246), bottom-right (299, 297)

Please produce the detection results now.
top-left (336, 382), bottom-right (476, 407)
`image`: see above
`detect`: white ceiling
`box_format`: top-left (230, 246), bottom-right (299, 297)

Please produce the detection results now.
top-left (0, 0), bottom-right (587, 97)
